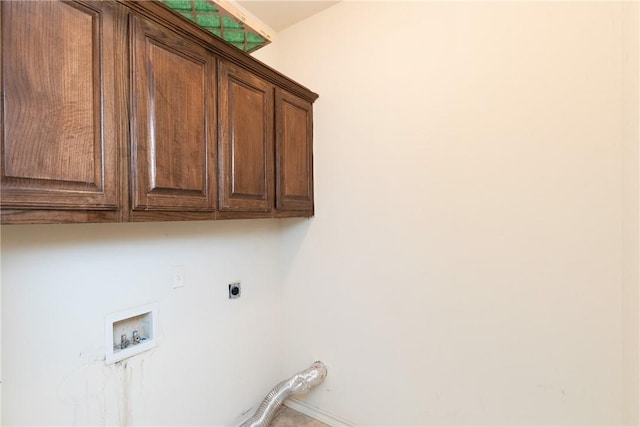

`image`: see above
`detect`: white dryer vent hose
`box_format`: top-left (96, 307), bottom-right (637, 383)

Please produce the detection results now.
top-left (240, 361), bottom-right (328, 427)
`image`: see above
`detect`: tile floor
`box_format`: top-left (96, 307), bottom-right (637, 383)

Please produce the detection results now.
top-left (270, 407), bottom-right (329, 427)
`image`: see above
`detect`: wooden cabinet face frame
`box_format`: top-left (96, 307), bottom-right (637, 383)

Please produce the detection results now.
top-left (0, 0), bottom-right (118, 210)
top-left (218, 61), bottom-right (274, 212)
top-left (129, 13), bottom-right (217, 212)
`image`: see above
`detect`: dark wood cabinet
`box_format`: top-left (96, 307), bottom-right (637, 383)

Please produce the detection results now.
top-left (218, 62), bottom-right (274, 213)
top-left (0, 1), bottom-right (119, 218)
top-left (276, 89), bottom-right (314, 213)
top-left (0, 0), bottom-right (317, 225)
top-left (130, 14), bottom-right (216, 217)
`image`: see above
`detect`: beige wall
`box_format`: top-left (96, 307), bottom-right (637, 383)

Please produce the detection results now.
top-left (256, 2), bottom-right (639, 425)
top-left (622, 2), bottom-right (640, 425)
top-left (1, 221), bottom-right (285, 425)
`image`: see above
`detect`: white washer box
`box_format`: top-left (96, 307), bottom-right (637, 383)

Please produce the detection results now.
top-left (105, 304), bottom-right (158, 365)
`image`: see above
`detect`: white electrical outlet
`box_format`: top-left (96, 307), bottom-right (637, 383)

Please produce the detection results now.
top-left (229, 281), bottom-right (241, 299)
top-left (172, 266), bottom-right (185, 288)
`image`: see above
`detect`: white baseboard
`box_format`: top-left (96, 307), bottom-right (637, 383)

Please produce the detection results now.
top-left (285, 398), bottom-right (355, 427)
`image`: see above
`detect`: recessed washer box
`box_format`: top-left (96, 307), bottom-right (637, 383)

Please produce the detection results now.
top-left (105, 304), bottom-right (158, 365)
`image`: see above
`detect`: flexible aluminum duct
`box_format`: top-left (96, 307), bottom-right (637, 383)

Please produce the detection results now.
top-left (240, 361), bottom-right (328, 427)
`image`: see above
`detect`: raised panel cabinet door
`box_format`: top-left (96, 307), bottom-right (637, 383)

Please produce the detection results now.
top-left (275, 89), bottom-right (314, 212)
top-left (0, 1), bottom-right (118, 210)
top-left (130, 14), bottom-right (216, 211)
top-left (218, 61), bottom-right (274, 212)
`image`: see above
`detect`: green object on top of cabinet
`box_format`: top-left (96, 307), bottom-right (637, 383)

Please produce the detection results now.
top-left (158, 0), bottom-right (268, 52)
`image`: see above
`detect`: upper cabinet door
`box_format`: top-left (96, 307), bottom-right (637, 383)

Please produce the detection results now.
top-left (130, 14), bottom-right (216, 211)
top-left (218, 61), bottom-right (274, 212)
top-left (0, 1), bottom-right (118, 210)
top-left (275, 89), bottom-right (314, 212)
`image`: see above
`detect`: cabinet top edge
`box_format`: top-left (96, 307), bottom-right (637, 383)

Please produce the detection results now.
top-left (117, 0), bottom-right (319, 103)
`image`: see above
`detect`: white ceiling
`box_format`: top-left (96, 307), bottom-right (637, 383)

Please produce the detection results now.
top-left (236, 0), bottom-right (340, 32)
